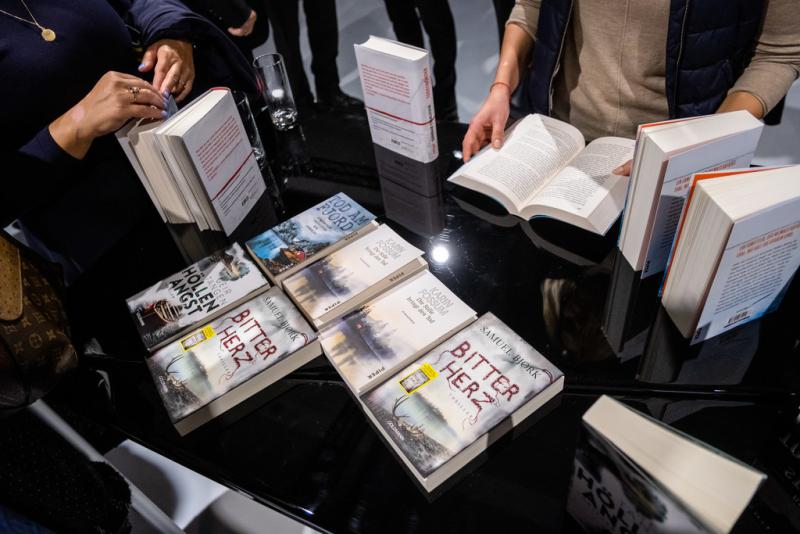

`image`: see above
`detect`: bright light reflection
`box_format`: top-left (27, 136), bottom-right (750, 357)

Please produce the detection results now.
top-left (431, 245), bottom-right (450, 264)
top-left (270, 88), bottom-right (285, 99)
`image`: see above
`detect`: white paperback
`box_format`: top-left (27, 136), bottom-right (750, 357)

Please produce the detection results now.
top-left (662, 166), bottom-right (800, 344)
top-left (282, 224), bottom-right (427, 329)
top-left (146, 286), bottom-right (319, 435)
top-left (320, 270), bottom-right (477, 394)
top-left (117, 88), bottom-right (266, 235)
top-left (619, 111), bottom-right (763, 278)
top-left (126, 243), bottom-right (269, 351)
top-left (355, 36), bottom-right (438, 163)
top-left (448, 114), bottom-right (634, 235)
top-left (362, 312), bottom-right (564, 492)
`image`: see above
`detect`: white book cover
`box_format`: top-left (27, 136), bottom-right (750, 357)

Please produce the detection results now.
top-left (179, 89), bottom-right (267, 235)
top-left (640, 127), bottom-right (761, 278)
top-left (146, 286), bottom-right (316, 425)
top-left (362, 312), bottom-right (563, 480)
top-left (320, 271), bottom-right (476, 393)
top-left (690, 197), bottom-right (800, 344)
top-left (282, 224), bottom-right (424, 321)
top-left (355, 36), bottom-right (438, 163)
top-left (126, 243), bottom-right (268, 350)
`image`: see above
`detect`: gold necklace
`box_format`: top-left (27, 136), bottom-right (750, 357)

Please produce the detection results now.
top-left (0, 0), bottom-right (56, 41)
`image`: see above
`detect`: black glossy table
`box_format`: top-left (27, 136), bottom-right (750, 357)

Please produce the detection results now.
top-left (51, 111), bottom-right (800, 533)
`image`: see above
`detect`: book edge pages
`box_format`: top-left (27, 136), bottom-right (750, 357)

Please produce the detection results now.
top-left (583, 395), bottom-right (766, 534)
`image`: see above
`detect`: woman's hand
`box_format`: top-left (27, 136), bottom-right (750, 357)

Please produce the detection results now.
top-left (139, 39), bottom-right (195, 102)
top-left (228, 10), bottom-right (257, 37)
top-left (462, 83), bottom-right (512, 162)
top-left (49, 72), bottom-right (165, 159)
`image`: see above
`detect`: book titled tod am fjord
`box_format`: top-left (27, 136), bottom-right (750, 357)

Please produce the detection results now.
top-left (246, 193), bottom-right (378, 286)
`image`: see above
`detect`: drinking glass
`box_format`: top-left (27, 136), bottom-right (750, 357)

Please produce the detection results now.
top-left (253, 53), bottom-right (298, 131)
top-left (232, 90), bottom-right (266, 169)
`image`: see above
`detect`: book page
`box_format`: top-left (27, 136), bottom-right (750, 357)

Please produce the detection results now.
top-left (460, 115), bottom-right (585, 208)
top-left (531, 137), bottom-right (634, 216)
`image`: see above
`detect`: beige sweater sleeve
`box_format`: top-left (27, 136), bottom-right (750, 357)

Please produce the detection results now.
top-left (729, 0), bottom-right (800, 114)
top-left (506, 0), bottom-right (541, 41)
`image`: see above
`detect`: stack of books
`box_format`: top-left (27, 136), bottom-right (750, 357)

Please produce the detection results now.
top-left (116, 88), bottom-right (267, 235)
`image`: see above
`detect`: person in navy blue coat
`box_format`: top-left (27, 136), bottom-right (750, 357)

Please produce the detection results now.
top-left (0, 0), bottom-right (257, 271)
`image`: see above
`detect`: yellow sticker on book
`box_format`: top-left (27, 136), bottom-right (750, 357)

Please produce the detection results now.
top-left (398, 363), bottom-right (438, 395)
top-left (180, 325), bottom-right (215, 352)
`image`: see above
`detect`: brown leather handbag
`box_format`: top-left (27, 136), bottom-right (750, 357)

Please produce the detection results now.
top-left (0, 232), bottom-right (78, 411)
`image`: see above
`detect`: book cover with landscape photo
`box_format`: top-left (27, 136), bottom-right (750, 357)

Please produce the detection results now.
top-left (362, 313), bottom-right (563, 481)
top-left (146, 286), bottom-right (317, 429)
top-left (283, 224), bottom-right (424, 321)
top-left (320, 271), bottom-right (476, 393)
top-left (127, 243), bottom-right (268, 351)
top-left (246, 193), bottom-right (376, 278)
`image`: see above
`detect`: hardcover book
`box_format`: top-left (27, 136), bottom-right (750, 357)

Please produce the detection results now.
top-left (126, 243), bottom-right (269, 351)
top-left (568, 395), bottom-right (765, 534)
top-left (361, 312), bottom-right (564, 492)
top-left (355, 36), bottom-right (438, 163)
top-left (661, 165), bottom-right (800, 343)
top-left (146, 286), bottom-right (319, 435)
top-left (448, 114), bottom-right (635, 235)
top-left (320, 270), bottom-right (476, 394)
top-left (245, 193), bottom-right (378, 286)
top-left (283, 224), bottom-right (427, 329)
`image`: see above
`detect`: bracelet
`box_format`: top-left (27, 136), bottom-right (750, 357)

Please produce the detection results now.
top-left (490, 81), bottom-right (513, 95)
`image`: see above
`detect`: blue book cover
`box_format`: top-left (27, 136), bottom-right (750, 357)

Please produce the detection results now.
top-left (246, 193), bottom-right (376, 278)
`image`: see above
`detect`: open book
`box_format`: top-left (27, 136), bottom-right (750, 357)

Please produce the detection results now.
top-left (448, 114), bottom-right (634, 235)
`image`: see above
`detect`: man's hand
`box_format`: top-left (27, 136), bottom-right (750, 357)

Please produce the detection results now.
top-left (138, 39), bottom-right (195, 102)
top-left (228, 10), bottom-right (257, 37)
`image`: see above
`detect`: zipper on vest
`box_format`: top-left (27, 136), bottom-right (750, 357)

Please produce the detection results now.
top-left (672, 0), bottom-right (690, 117)
top-left (549, 0), bottom-right (574, 114)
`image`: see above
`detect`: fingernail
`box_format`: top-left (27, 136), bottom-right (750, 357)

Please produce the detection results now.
top-left (138, 63), bottom-right (146, 70)
top-left (161, 110), bottom-right (168, 118)
top-left (612, 165), bottom-right (623, 174)
top-left (162, 90), bottom-right (170, 97)
top-left (493, 140), bottom-right (501, 149)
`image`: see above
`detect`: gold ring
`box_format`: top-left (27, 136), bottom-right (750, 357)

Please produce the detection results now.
top-left (128, 86), bottom-right (140, 103)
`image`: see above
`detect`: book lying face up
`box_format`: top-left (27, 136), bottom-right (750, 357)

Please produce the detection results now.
top-left (320, 270), bottom-right (477, 394)
top-left (126, 243), bottom-right (269, 351)
top-left (246, 193), bottom-right (377, 286)
top-left (146, 286), bottom-right (319, 435)
top-left (361, 312), bottom-right (564, 492)
top-left (282, 224), bottom-right (427, 330)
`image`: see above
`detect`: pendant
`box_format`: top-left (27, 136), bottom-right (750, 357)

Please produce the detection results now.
top-left (41, 28), bottom-right (55, 41)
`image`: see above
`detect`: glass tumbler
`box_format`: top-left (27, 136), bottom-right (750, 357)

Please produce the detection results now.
top-left (253, 53), bottom-right (298, 131)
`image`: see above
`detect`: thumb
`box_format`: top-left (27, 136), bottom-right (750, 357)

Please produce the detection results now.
top-left (139, 47), bottom-right (157, 73)
top-left (491, 117), bottom-right (505, 149)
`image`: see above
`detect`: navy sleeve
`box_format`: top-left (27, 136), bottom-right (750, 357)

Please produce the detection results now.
top-left (109, 0), bottom-right (212, 45)
top-left (3, 129), bottom-right (77, 228)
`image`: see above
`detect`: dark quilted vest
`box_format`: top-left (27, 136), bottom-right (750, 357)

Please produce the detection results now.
top-left (518, 0), bottom-right (765, 119)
